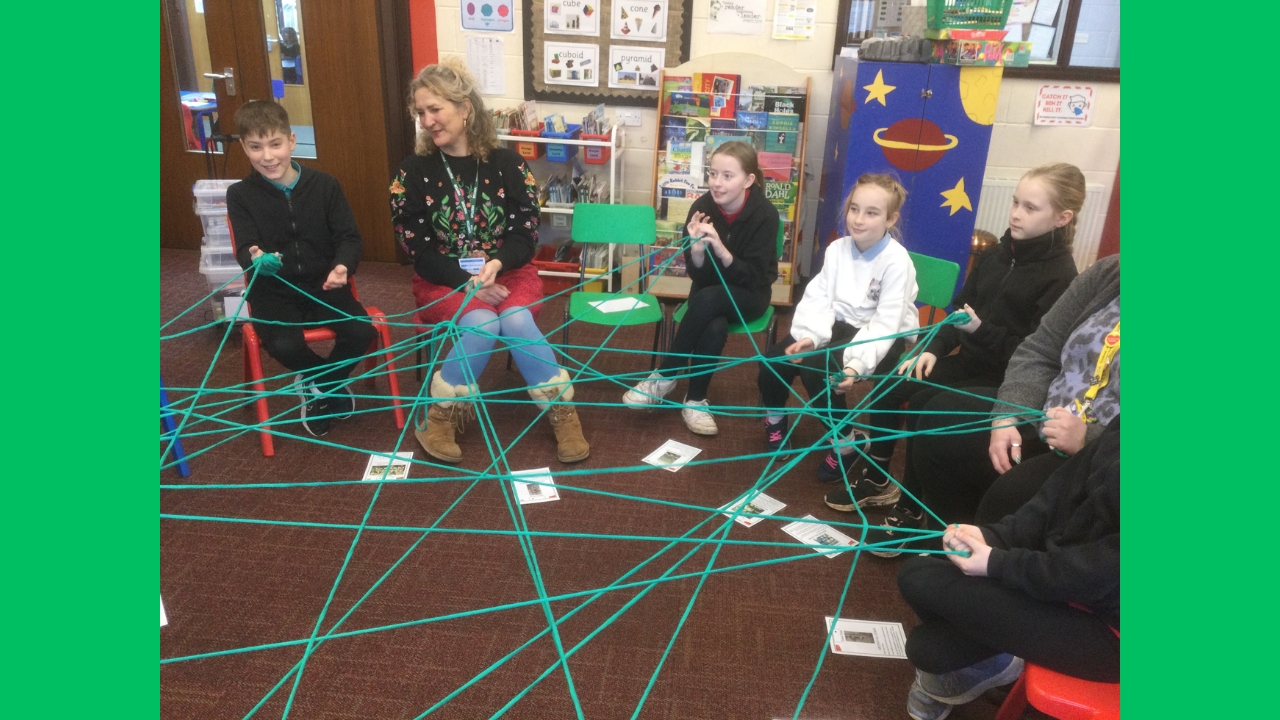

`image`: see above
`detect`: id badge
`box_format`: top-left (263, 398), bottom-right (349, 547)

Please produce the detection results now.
top-left (458, 257), bottom-right (485, 275)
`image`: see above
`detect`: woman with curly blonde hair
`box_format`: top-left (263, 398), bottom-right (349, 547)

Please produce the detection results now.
top-left (391, 60), bottom-right (589, 465)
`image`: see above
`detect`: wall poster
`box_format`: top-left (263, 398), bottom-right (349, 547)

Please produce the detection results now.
top-left (611, 1), bottom-right (668, 42)
top-left (544, 0), bottom-right (601, 36)
top-left (543, 41), bottom-right (600, 86)
top-left (608, 45), bottom-right (665, 89)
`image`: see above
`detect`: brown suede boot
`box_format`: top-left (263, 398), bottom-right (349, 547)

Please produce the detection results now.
top-left (414, 371), bottom-right (477, 463)
top-left (528, 369), bottom-right (590, 463)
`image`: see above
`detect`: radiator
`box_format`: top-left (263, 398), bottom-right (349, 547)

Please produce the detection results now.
top-left (973, 177), bottom-right (1109, 271)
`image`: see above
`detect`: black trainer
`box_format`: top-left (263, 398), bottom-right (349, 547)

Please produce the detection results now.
top-left (328, 385), bottom-right (356, 419)
top-left (764, 416), bottom-right (788, 452)
top-left (301, 391), bottom-right (331, 437)
top-left (824, 473), bottom-right (902, 511)
top-left (863, 505), bottom-right (928, 558)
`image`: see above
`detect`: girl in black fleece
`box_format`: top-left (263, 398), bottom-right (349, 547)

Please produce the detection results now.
top-left (622, 141), bottom-right (779, 436)
top-left (896, 417), bottom-right (1119, 719)
top-left (821, 164), bottom-right (1085, 538)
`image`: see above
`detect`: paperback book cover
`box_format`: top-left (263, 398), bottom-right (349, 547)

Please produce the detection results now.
top-left (668, 91), bottom-right (710, 117)
top-left (758, 151), bottom-right (795, 182)
top-left (765, 88), bottom-right (807, 116)
top-left (765, 180), bottom-right (799, 212)
top-left (738, 85), bottom-right (768, 112)
top-left (696, 72), bottom-right (740, 120)
top-left (661, 116), bottom-right (686, 147)
top-left (684, 117), bottom-right (710, 143)
top-left (661, 75), bottom-right (693, 113)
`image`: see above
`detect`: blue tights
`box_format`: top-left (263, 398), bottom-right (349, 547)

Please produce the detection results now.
top-left (439, 307), bottom-right (560, 387)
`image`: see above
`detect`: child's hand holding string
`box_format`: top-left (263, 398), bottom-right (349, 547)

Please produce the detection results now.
top-left (249, 246), bottom-right (283, 277)
top-left (897, 351), bottom-right (936, 379)
top-left (943, 524), bottom-right (991, 576)
top-left (834, 362), bottom-right (867, 395)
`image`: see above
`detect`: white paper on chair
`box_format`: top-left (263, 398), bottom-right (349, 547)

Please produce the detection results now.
top-left (824, 617), bottom-right (908, 658)
top-left (161, 595), bottom-right (168, 627)
top-left (780, 515), bottom-right (859, 558)
top-left (512, 467), bottom-right (560, 504)
top-left (362, 452), bottom-right (414, 481)
top-left (587, 297), bottom-right (647, 313)
top-left (720, 491), bottom-right (786, 527)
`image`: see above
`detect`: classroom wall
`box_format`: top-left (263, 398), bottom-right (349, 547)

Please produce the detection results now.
top-left (423, 0), bottom-right (1120, 275)
top-left (986, 79), bottom-right (1120, 222)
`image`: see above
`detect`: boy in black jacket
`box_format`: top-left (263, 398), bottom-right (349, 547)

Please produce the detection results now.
top-left (896, 417), bottom-right (1119, 720)
top-left (227, 100), bottom-right (375, 437)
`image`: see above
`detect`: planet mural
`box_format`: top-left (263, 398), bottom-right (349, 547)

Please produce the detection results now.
top-left (872, 118), bottom-right (959, 172)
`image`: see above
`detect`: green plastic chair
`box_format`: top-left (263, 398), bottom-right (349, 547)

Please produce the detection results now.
top-left (909, 251), bottom-right (961, 326)
top-left (562, 203), bottom-right (664, 348)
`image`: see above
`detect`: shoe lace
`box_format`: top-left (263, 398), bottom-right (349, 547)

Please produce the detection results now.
top-left (449, 402), bottom-right (474, 434)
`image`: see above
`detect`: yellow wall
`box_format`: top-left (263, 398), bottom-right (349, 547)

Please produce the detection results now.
top-left (185, 0), bottom-right (213, 92)
top-left (261, 0), bottom-right (314, 126)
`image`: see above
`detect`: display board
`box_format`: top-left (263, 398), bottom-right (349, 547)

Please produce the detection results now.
top-left (523, 0), bottom-right (693, 107)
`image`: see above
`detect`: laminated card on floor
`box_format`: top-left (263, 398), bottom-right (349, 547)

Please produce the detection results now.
top-left (641, 440), bottom-right (702, 472)
top-left (780, 515), bottom-right (859, 558)
top-left (512, 468), bottom-right (560, 504)
top-left (362, 452), bottom-right (414, 481)
top-left (824, 617), bottom-right (908, 658)
top-left (719, 492), bottom-right (786, 527)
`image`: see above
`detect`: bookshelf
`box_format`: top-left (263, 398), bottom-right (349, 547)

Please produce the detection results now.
top-left (644, 53), bottom-right (813, 305)
top-left (496, 125), bottom-right (626, 293)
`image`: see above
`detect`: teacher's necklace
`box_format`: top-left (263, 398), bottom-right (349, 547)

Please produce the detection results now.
top-left (440, 153), bottom-right (482, 252)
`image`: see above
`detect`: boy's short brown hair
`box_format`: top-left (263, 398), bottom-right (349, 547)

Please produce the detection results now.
top-left (235, 100), bottom-right (291, 139)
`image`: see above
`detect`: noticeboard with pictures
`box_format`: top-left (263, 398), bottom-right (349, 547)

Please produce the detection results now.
top-left (523, 0), bottom-right (693, 107)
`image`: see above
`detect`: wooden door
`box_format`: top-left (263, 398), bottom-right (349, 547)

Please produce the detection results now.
top-left (160, 0), bottom-right (414, 262)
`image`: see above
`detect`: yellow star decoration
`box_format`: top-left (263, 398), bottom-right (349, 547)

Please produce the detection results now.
top-left (863, 70), bottom-right (896, 106)
top-left (940, 177), bottom-right (973, 216)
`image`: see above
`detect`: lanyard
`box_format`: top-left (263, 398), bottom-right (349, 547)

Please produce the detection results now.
top-left (1074, 321), bottom-right (1120, 423)
top-left (440, 155), bottom-right (481, 250)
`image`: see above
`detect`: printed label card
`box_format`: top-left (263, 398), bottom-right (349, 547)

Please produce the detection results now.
top-left (780, 515), bottom-right (859, 558)
top-left (544, 42), bottom-right (600, 86)
top-left (824, 617), bottom-right (908, 658)
top-left (642, 439), bottom-right (702, 472)
top-left (719, 491), bottom-right (786, 528)
top-left (545, 0), bottom-right (601, 36)
top-left (608, 45), bottom-right (665, 90)
top-left (362, 452), bottom-right (414, 482)
top-left (611, 0), bottom-right (668, 42)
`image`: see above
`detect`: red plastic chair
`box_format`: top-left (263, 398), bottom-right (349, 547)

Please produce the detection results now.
top-left (995, 663), bottom-right (1120, 720)
top-left (229, 225), bottom-right (405, 456)
top-left (180, 103), bottom-right (203, 151)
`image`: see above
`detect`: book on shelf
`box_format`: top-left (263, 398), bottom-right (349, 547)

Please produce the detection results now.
top-left (649, 246), bottom-right (687, 277)
top-left (668, 91), bottom-right (710, 118)
top-left (738, 85), bottom-right (767, 112)
top-left (758, 151), bottom-right (795, 182)
top-left (705, 134), bottom-right (747, 156)
top-left (661, 116), bottom-right (686, 147)
top-left (775, 262), bottom-right (793, 286)
top-left (661, 76), bottom-right (693, 114)
top-left (736, 111), bottom-right (768, 131)
top-left (666, 141), bottom-right (705, 177)
top-left (765, 87), bottom-right (807, 116)
top-left (710, 118), bottom-right (739, 131)
top-left (684, 117), bottom-right (710, 143)
top-left (765, 180), bottom-right (799, 217)
top-left (695, 72), bottom-right (740, 121)
top-left (662, 196), bottom-right (697, 224)
top-left (765, 113), bottom-right (800, 154)
top-left (657, 173), bottom-right (703, 199)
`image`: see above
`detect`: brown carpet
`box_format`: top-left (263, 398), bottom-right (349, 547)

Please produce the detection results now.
top-left (159, 248), bottom-right (1009, 719)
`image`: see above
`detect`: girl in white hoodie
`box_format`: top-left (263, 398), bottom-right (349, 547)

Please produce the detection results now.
top-left (757, 174), bottom-right (919, 461)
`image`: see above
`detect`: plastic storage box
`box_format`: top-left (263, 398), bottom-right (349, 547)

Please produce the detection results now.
top-left (199, 212), bottom-right (232, 236)
top-left (510, 125), bottom-right (544, 160)
top-left (926, 0), bottom-right (1013, 30)
top-left (542, 124), bottom-right (582, 162)
top-left (581, 129), bottom-right (612, 165)
top-left (192, 179), bottom-right (239, 212)
top-left (200, 244), bottom-right (238, 269)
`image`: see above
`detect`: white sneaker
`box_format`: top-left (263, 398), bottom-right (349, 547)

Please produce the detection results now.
top-left (622, 372), bottom-right (677, 407)
top-left (681, 398), bottom-right (719, 436)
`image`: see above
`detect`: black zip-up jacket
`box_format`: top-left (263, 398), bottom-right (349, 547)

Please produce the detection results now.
top-left (682, 186), bottom-right (780, 295)
top-left (983, 416), bottom-right (1120, 631)
top-left (925, 228), bottom-right (1078, 378)
top-left (227, 166), bottom-right (363, 297)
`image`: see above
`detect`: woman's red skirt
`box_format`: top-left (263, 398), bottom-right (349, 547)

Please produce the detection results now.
top-left (411, 262), bottom-right (545, 325)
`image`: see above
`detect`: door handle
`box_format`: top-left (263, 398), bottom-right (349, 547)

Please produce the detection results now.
top-left (203, 67), bottom-right (237, 96)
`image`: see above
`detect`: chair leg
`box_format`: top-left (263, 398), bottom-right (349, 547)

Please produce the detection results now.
top-left (650, 313), bottom-right (664, 370)
top-left (370, 313), bottom-right (405, 430)
top-left (994, 670), bottom-right (1028, 720)
top-left (160, 383), bottom-right (192, 477)
top-left (242, 325), bottom-right (275, 458)
top-left (767, 315), bottom-right (779, 347)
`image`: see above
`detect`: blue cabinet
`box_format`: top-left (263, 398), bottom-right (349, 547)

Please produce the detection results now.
top-left (814, 57), bottom-right (1004, 299)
